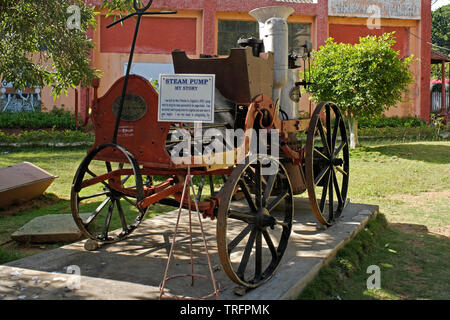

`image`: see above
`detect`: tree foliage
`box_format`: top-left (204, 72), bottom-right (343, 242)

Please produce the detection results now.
top-left (306, 33), bottom-right (414, 148)
top-left (431, 4), bottom-right (450, 55)
top-left (431, 4), bottom-right (450, 79)
top-left (0, 0), bottom-right (138, 97)
top-left (307, 33), bottom-right (414, 120)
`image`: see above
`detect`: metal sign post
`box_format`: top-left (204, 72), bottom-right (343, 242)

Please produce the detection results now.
top-left (158, 75), bottom-right (219, 300)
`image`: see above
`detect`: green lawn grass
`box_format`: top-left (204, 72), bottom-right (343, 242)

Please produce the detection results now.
top-left (299, 141), bottom-right (450, 300)
top-left (1, 141), bottom-right (449, 300)
top-left (0, 146), bottom-right (175, 262)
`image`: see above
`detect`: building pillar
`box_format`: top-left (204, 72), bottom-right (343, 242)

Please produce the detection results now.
top-left (202, 1), bottom-right (216, 55)
top-left (441, 61), bottom-right (446, 117)
top-left (315, 0), bottom-right (328, 49)
top-left (420, 0), bottom-right (431, 123)
top-left (79, 28), bottom-right (95, 123)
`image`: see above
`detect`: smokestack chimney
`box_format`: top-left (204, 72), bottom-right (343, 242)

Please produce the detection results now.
top-left (249, 6), bottom-right (294, 112)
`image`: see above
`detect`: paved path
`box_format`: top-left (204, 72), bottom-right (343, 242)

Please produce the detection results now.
top-left (0, 197), bottom-right (378, 300)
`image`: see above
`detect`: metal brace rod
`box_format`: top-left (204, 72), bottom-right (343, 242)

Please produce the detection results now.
top-left (107, 0), bottom-right (176, 144)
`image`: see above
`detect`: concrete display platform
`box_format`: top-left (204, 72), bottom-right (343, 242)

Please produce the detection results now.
top-left (0, 198), bottom-right (378, 300)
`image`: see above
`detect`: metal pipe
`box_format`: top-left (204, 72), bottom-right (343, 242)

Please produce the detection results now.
top-left (249, 6), bottom-right (295, 118)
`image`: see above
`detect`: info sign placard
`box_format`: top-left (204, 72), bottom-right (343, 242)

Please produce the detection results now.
top-left (158, 74), bottom-right (215, 123)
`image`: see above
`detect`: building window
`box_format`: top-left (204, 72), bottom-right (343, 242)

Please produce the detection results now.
top-left (218, 20), bottom-right (259, 55)
top-left (218, 20), bottom-right (311, 56)
top-left (288, 23), bottom-right (312, 54)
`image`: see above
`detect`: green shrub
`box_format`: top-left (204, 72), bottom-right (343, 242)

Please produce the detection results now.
top-left (357, 116), bottom-right (426, 129)
top-left (0, 129), bottom-right (93, 145)
top-left (0, 108), bottom-right (81, 130)
top-left (0, 248), bottom-right (26, 265)
top-left (358, 126), bottom-right (449, 141)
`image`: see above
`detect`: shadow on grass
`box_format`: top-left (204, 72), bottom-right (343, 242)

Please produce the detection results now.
top-left (298, 213), bottom-right (450, 300)
top-left (0, 193), bottom-right (176, 265)
top-left (367, 143), bottom-right (450, 164)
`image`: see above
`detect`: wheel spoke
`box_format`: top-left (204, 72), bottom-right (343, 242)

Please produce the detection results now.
top-left (237, 227), bottom-right (257, 278)
top-left (115, 198), bottom-right (128, 232)
top-left (84, 196), bottom-right (111, 226)
top-left (262, 229), bottom-right (278, 260)
top-left (314, 147), bottom-right (329, 161)
top-left (122, 194), bottom-right (138, 206)
top-left (255, 160), bottom-right (262, 208)
top-left (228, 210), bottom-right (255, 223)
top-left (101, 200), bottom-right (115, 239)
top-left (319, 172), bottom-right (330, 212)
top-left (209, 175), bottom-right (215, 197)
top-left (196, 175), bottom-right (205, 201)
top-left (332, 112), bottom-right (340, 151)
top-left (267, 190), bottom-right (289, 213)
top-left (326, 105), bottom-right (332, 153)
top-left (317, 118), bottom-right (330, 155)
top-left (332, 169), bottom-right (343, 207)
top-left (121, 175), bottom-right (131, 185)
top-left (262, 173), bottom-right (276, 207)
top-left (238, 178), bottom-right (257, 212)
top-left (334, 165), bottom-right (348, 176)
top-left (78, 190), bottom-right (110, 202)
top-left (273, 219), bottom-right (289, 228)
top-left (334, 141), bottom-right (347, 158)
top-left (328, 168), bottom-right (334, 221)
top-left (255, 230), bottom-right (262, 281)
top-left (228, 224), bottom-right (253, 253)
top-left (86, 168), bottom-right (110, 189)
top-left (314, 166), bottom-right (330, 186)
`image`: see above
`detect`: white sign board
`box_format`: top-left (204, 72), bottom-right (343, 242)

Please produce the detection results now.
top-left (158, 74), bottom-right (215, 123)
top-left (328, 0), bottom-right (421, 20)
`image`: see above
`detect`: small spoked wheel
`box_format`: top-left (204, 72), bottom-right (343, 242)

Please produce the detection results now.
top-left (71, 143), bottom-right (147, 245)
top-left (217, 155), bottom-right (294, 288)
top-left (305, 101), bottom-right (350, 226)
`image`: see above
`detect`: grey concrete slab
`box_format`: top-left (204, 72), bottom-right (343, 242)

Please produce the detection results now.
top-left (11, 213), bottom-right (91, 243)
top-left (0, 197), bottom-right (378, 300)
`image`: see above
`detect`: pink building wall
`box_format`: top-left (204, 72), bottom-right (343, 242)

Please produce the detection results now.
top-left (43, 0), bottom-right (430, 123)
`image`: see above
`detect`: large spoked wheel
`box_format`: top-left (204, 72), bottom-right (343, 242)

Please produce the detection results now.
top-left (305, 101), bottom-right (350, 226)
top-left (71, 143), bottom-right (147, 244)
top-left (217, 155), bottom-right (294, 288)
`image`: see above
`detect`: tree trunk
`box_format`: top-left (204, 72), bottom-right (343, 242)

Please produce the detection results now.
top-left (347, 116), bottom-right (359, 149)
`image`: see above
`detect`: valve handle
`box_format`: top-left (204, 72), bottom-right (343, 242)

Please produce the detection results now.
top-left (133, 0), bottom-right (153, 13)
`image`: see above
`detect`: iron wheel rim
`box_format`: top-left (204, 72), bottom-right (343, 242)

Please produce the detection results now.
top-left (217, 155), bottom-right (294, 288)
top-left (70, 143), bottom-right (146, 244)
top-left (305, 102), bottom-right (350, 226)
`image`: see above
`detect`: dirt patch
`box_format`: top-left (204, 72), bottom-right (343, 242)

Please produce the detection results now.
top-left (390, 223), bottom-right (428, 235)
top-left (406, 239), bottom-right (425, 247)
top-left (0, 194), bottom-right (61, 216)
top-left (388, 190), bottom-right (450, 238)
top-left (390, 222), bottom-right (450, 239)
top-left (405, 264), bottom-right (424, 274)
top-left (390, 190), bottom-right (450, 204)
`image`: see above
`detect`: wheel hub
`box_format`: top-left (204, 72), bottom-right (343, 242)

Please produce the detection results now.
top-left (255, 207), bottom-right (275, 229)
top-left (331, 157), bottom-right (344, 166)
